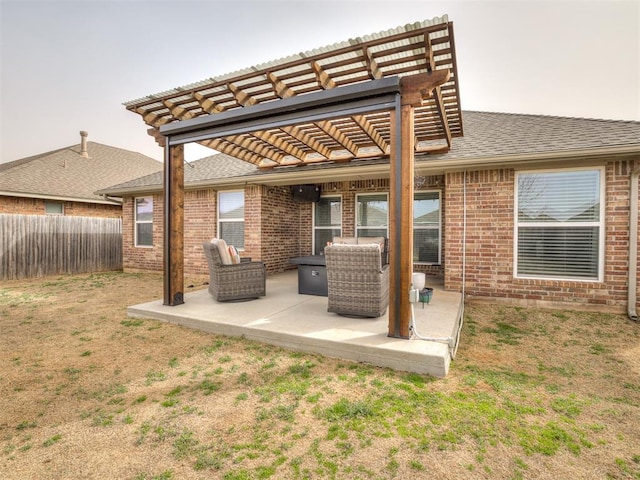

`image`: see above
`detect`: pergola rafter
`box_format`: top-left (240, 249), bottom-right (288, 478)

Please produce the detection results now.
top-left (126, 17), bottom-right (462, 168)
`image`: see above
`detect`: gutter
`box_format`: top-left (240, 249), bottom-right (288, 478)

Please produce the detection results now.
top-left (0, 190), bottom-right (121, 206)
top-left (629, 162), bottom-right (640, 321)
top-left (102, 194), bottom-right (123, 205)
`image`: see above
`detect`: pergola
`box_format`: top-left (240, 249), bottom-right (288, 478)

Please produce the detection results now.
top-left (125, 15), bottom-right (463, 338)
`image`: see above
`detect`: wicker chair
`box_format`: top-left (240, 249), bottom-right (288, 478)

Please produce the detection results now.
top-left (202, 240), bottom-right (266, 302)
top-left (325, 243), bottom-right (390, 317)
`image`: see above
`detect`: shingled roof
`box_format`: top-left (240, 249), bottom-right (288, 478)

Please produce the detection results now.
top-left (99, 111), bottom-right (640, 195)
top-left (0, 139), bottom-right (162, 204)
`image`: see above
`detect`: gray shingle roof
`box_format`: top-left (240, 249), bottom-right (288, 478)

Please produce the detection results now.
top-left (449, 111), bottom-right (639, 159)
top-left (99, 111), bottom-right (640, 194)
top-left (0, 141), bottom-right (162, 202)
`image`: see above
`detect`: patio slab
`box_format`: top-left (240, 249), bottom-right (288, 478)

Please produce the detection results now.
top-left (127, 270), bottom-right (463, 377)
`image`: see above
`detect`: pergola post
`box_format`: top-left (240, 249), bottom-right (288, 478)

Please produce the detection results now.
top-left (163, 143), bottom-right (185, 306)
top-left (388, 71), bottom-right (451, 338)
top-left (388, 96), bottom-right (415, 338)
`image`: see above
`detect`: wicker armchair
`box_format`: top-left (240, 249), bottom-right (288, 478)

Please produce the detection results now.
top-left (203, 240), bottom-right (266, 302)
top-left (324, 243), bottom-right (390, 317)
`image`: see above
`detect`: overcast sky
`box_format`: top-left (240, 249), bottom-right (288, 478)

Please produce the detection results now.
top-left (1, 0), bottom-right (638, 164)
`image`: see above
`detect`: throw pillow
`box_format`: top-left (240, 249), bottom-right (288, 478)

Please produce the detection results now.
top-left (215, 239), bottom-right (233, 265)
top-left (228, 245), bottom-right (241, 264)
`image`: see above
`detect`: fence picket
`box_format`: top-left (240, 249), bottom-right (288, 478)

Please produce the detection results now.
top-left (0, 214), bottom-right (123, 280)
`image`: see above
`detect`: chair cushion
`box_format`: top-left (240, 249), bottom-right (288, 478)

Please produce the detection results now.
top-left (333, 236), bottom-right (357, 244)
top-left (358, 236), bottom-right (385, 251)
top-left (228, 245), bottom-right (241, 264)
top-left (214, 238), bottom-right (233, 265)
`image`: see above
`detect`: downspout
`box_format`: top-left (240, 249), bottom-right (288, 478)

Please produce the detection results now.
top-left (628, 163), bottom-right (639, 321)
top-left (451, 169), bottom-right (467, 358)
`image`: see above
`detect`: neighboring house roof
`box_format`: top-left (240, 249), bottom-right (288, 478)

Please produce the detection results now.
top-left (99, 111), bottom-right (640, 195)
top-left (0, 140), bottom-right (162, 204)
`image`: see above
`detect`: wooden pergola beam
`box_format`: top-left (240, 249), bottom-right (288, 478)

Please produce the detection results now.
top-left (353, 114), bottom-right (389, 153)
top-left (194, 91), bottom-right (225, 114)
top-left (201, 138), bottom-right (265, 166)
top-left (363, 46), bottom-right (383, 80)
top-left (316, 120), bottom-right (360, 157)
top-left (280, 125), bottom-right (332, 159)
top-left (252, 130), bottom-right (307, 162)
top-left (388, 70), bottom-right (451, 339)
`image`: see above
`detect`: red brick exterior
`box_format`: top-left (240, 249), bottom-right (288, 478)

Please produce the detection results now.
top-left (120, 159), bottom-right (640, 313)
top-left (445, 160), bottom-right (639, 312)
top-left (0, 195), bottom-right (121, 218)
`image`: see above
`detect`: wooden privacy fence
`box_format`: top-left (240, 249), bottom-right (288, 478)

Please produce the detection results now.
top-left (0, 214), bottom-right (122, 280)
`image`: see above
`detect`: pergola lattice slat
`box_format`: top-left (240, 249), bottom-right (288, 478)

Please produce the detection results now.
top-left (126, 17), bottom-right (461, 167)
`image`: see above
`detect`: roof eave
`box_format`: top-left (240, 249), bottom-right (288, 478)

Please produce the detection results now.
top-left (98, 144), bottom-right (640, 196)
top-left (0, 191), bottom-right (121, 205)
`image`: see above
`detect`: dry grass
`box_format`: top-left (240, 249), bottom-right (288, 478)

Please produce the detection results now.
top-left (1, 271), bottom-right (639, 480)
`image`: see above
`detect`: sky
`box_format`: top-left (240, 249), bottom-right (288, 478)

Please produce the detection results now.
top-left (1, 0), bottom-right (638, 164)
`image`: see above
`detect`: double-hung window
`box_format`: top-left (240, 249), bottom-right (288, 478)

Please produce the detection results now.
top-left (134, 196), bottom-right (153, 247)
top-left (515, 167), bottom-right (604, 281)
top-left (414, 191), bottom-right (441, 264)
top-left (356, 193), bottom-right (388, 239)
top-left (313, 196), bottom-right (342, 255)
top-left (218, 191), bottom-right (245, 249)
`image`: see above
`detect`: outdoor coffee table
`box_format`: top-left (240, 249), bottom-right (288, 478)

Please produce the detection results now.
top-left (289, 255), bottom-right (327, 296)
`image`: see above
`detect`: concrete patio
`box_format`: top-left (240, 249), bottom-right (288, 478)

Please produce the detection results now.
top-left (127, 270), bottom-right (464, 377)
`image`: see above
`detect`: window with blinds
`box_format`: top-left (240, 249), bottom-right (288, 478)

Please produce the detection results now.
top-left (356, 193), bottom-right (389, 239)
top-left (515, 168), bottom-right (604, 281)
top-left (313, 196), bottom-right (342, 255)
top-left (414, 191), bottom-right (441, 264)
top-left (218, 191), bottom-right (245, 249)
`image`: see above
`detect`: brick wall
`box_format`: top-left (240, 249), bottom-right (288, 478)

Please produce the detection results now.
top-left (118, 160), bottom-right (640, 314)
top-left (0, 195), bottom-right (121, 218)
top-left (120, 178), bottom-right (447, 279)
top-left (445, 160), bottom-right (639, 312)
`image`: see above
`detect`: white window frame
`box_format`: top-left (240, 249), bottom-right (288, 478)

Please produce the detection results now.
top-left (355, 192), bottom-right (389, 239)
top-left (44, 201), bottom-right (64, 215)
top-left (413, 190), bottom-right (442, 265)
top-left (514, 166), bottom-right (605, 282)
top-left (217, 190), bottom-right (245, 250)
top-left (313, 195), bottom-right (342, 255)
top-left (134, 196), bottom-right (153, 248)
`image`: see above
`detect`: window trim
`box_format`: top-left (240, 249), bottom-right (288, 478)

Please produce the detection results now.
top-left (312, 194), bottom-right (342, 255)
top-left (414, 189), bottom-right (442, 265)
top-left (513, 166), bottom-right (605, 282)
top-left (217, 190), bottom-right (245, 250)
top-left (134, 196), bottom-right (153, 248)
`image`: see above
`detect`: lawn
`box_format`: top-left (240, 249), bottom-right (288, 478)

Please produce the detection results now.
top-left (1, 271), bottom-right (639, 479)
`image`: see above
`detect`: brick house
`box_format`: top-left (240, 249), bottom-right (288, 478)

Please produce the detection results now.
top-left (99, 110), bottom-right (640, 315)
top-left (0, 131), bottom-right (162, 217)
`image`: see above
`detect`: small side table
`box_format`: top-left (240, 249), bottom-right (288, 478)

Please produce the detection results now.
top-left (289, 255), bottom-right (327, 296)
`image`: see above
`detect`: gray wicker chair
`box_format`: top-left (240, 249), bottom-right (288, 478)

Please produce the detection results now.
top-left (325, 243), bottom-right (390, 317)
top-left (203, 240), bottom-right (266, 302)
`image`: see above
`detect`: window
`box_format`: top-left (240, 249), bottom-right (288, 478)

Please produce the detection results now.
top-left (356, 193), bottom-right (388, 238)
top-left (45, 201), bottom-right (63, 215)
top-left (218, 191), bottom-right (244, 248)
top-left (414, 191), bottom-right (441, 264)
top-left (313, 196), bottom-right (341, 255)
top-left (134, 196), bottom-right (153, 247)
top-left (515, 168), bottom-right (604, 280)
